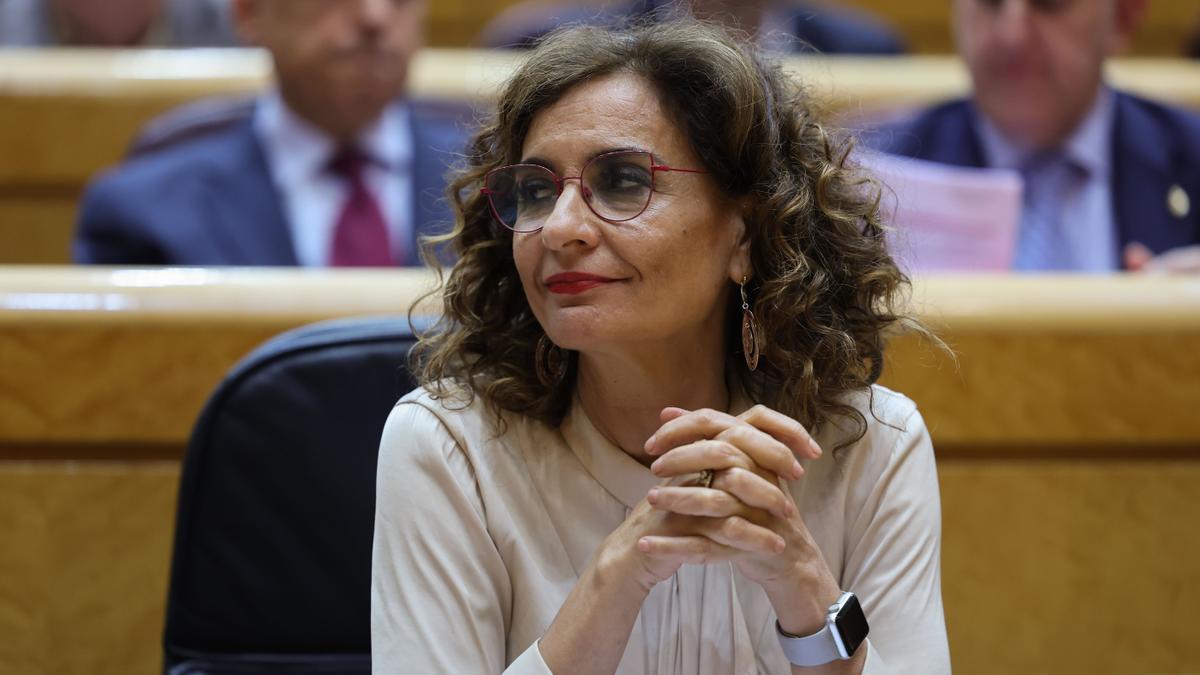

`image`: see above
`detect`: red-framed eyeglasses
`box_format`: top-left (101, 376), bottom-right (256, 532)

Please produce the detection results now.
top-left (480, 149), bottom-right (708, 232)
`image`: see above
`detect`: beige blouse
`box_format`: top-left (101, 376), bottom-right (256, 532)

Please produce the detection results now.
top-left (371, 384), bottom-right (950, 674)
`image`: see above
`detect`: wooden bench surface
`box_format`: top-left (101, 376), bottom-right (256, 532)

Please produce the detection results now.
top-left (2, 268), bottom-right (1197, 449)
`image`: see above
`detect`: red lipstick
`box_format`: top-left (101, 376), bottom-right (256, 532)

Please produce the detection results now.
top-left (544, 272), bottom-right (618, 295)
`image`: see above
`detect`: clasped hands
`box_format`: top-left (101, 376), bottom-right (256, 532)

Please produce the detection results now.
top-left (611, 404), bottom-right (826, 593)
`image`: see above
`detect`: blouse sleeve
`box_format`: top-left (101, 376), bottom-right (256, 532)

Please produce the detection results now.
top-left (370, 400), bottom-right (553, 674)
top-left (842, 404), bottom-right (952, 675)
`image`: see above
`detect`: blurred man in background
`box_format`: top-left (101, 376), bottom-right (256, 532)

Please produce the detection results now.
top-left (0, 0), bottom-right (237, 46)
top-left (74, 0), bottom-right (466, 267)
top-left (876, 0), bottom-right (1200, 273)
top-left (480, 0), bottom-right (905, 55)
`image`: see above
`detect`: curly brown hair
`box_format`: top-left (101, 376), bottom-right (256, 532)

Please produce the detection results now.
top-left (412, 19), bottom-right (918, 442)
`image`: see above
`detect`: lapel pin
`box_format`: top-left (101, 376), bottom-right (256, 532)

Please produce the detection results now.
top-left (1168, 184), bottom-right (1190, 219)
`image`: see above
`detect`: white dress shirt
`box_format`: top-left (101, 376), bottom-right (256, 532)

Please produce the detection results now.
top-left (253, 92), bottom-right (413, 267)
top-left (976, 88), bottom-right (1118, 272)
top-left (371, 384), bottom-right (950, 674)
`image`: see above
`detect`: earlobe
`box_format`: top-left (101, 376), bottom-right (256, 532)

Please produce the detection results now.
top-left (727, 208), bottom-right (753, 284)
top-left (728, 251), bottom-right (752, 285)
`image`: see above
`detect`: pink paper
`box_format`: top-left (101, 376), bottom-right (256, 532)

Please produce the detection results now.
top-left (861, 152), bottom-right (1023, 273)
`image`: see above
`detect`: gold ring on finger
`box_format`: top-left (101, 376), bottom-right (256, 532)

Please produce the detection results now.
top-left (696, 468), bottom-right (715, 488)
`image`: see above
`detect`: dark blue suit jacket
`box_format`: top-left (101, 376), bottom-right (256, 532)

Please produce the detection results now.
top-left (871, 92), bottom-right (1200, 256)
top-left (74, 100), bottom-right (468, 266)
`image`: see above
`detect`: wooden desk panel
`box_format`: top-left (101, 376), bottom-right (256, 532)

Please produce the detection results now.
top-left (886, 276), bottom-right (1200, 448)
top-left (0, 197), bottom-right (78, 266)
top-left (1, 270), bottom-right (1198, 674)
top-left (0, 463), bottom-right (178, 675)
top-left (939, 460), bottom-right (1200, 675)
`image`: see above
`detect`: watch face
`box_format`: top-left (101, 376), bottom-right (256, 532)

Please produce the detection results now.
top-left (835, 594), bottom-right (870, 655)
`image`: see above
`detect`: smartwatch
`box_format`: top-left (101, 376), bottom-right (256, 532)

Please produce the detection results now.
top-left (776, 591), bottom-right (869, 667)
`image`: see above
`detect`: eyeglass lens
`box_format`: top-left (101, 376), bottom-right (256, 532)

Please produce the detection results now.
top-left (485, 151), bottom-right (655, 232)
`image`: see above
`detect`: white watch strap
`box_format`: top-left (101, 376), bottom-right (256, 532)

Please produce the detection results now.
top-left (776, 618), bottom-right (846, 667)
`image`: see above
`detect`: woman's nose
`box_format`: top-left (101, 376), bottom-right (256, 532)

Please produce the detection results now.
top-left (538, 181), bottom-right (600, 251)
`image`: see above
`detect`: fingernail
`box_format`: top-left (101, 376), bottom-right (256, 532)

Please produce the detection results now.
top-left (638, 538), bottom-right (651, 552)
top-left (808, 438), bottom-right (822, 457)
top-left (791, 460), bottom-right (804, 480)
top-left (644, 436), bottom-right (657, 454)
top-left (648, 488), bottom-right (659, 503)
top-left (650, 459), bottom-right (664, 476)
top-left (774, 537), bottom-right (786, 554)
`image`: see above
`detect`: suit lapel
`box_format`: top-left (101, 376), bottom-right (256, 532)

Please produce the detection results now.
top-left (406, 108), bottom-right (430, 267)
top-left (880, 100), bottom-right (986, 169)
top-left (407, 101), bottom-right (468, 266)
top-left (1110, 93), bottom-right (1188, 253)
top-left (202, 117), bottom-right (298, 266)
top-left (937, 102), bottom-right (987, 168)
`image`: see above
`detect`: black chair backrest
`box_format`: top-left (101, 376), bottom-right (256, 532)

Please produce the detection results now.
top-left (163, 316), bottom-right (422, 674)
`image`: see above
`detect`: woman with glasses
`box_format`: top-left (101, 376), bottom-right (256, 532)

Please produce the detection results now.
top-left (371, 19), bottom-right (950, 675)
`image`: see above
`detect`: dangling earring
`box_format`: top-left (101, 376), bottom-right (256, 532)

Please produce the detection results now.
top-left (535, 334), bottom-right (568, 386)
top-left (740, 276), bottom-right (761, 372)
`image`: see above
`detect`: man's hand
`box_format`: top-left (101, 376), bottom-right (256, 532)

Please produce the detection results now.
top-left (1124, 242), bottom-right (1200, 274)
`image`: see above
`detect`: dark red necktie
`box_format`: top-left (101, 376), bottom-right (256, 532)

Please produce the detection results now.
top-left (328, 148), bottom-right (397, 267)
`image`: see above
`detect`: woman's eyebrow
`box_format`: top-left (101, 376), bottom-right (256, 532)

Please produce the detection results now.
top-left (594, 145), bottom-right (646, 157)
top-left (517, 146), bottom-right (651, 169)
top-left (515, 156), bottom-right (555, 170)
